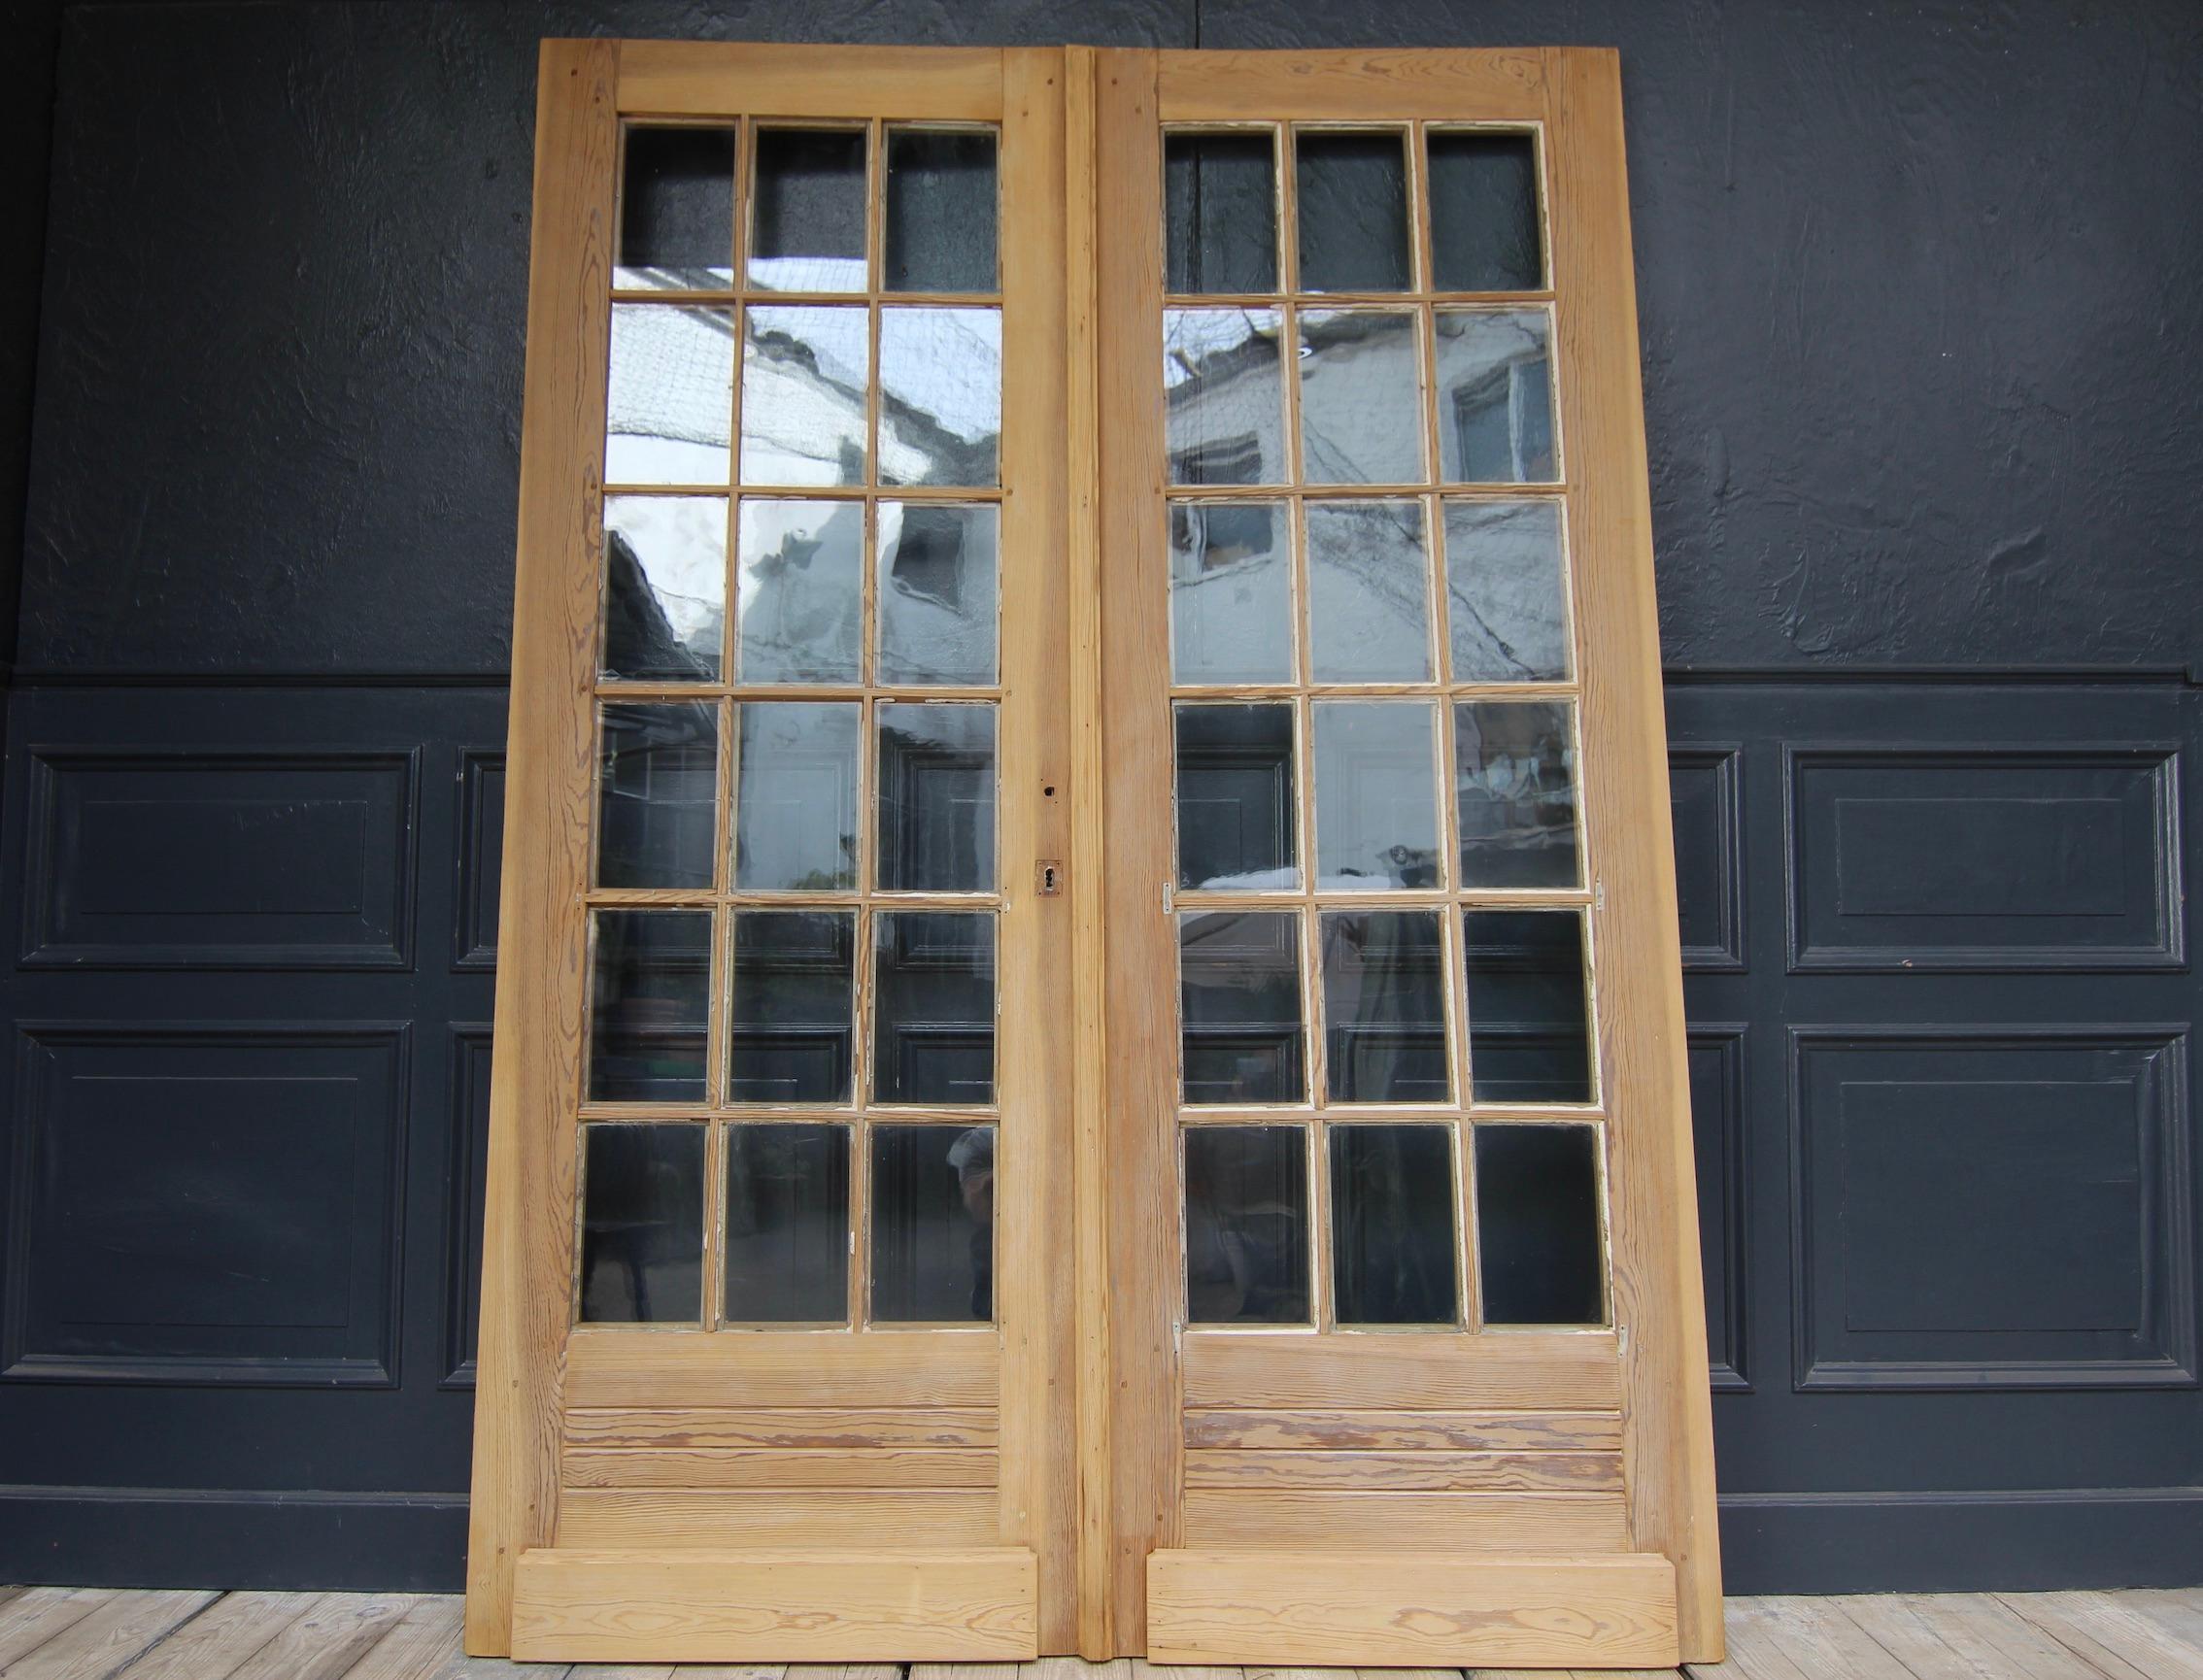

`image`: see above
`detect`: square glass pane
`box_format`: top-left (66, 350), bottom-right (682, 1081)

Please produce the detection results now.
top-left (1444, 498), bottom-right (1573, 682)
top-left (607, 304), bottom-right (733, 486)
top-left (1428, 131), bottom-right (1542, 293)
top-left (1169, 499), bottom-right (1294, 684)
top-left (603, 495), bottom-right (726, 681)
top-left (596, 701), bottom-right (719, 890)
top-left (1165, 308), bottom-right (1285, 487)
top-left (1455, 700), bottom-right (1579, 889)
top-left (1474, 1123), bottom-right (1606, 1325)
top-left (876, 703), bottom-right (997, 892)
top-left (1320, 910), bottom-right (1449, 1104)
top-left (878, 307), bottom-right (1001, 487)
top-left (579, 1123), bottom-right (705, 1323)
top-left (1305, 499), bottom-right (1432, 682)
top-left (1165, 131), bottom-right (1278, 294)
top-left (1436, 308), bottom-right (1557, 483)
top-left (735, 498), bottom-right (862, 684)
top-left (1462, 910), bottom-right (1594, 1104)
top-left (1295, 130), bottom-right (1410, 292)
top-left (740, 304), bottom-right (869, 487)
top-left (1179, 911), bottom-right (1305, 1104)
top-left (1331, 1125), bottom-right (1458, 1325)
top-left (733, 702), bottom-right (859, 891)
top-left (1297, 310), bottom-right (1425, 486)
top-left (1185, 1125), bottom-right (1309, 1324)
top-left (871, 1124), bottom-right (995, 1322)
top-left (1312, 701), bottom-right (1440, 890)
top-left (588, 910), bottom-right (711, 1103)
top-left (1175, 703), bottom-right (1297, 892)
top-left (872, 912), bottom-right (996, 1105)
top-left (724, 1124), bottom-right (850, 1323)
top-left (886, 128), bottom-right (999, 293)
top-left (748, 128), bottom-right (866, 293)
top-left (728, 911), bottom-right (856, 1104)
top-left (878, 503), bottom-right (1000, 685)
top-left (618, 126), bottom-right (735, 291)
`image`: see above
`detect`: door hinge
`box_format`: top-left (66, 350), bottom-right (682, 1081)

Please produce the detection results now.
top-left (1162, 879), bottom-right (1174, 915)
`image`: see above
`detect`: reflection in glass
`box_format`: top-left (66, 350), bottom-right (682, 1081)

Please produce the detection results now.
top-left (1313, 702), bottom-right (1440, 890)
top-left (1320, 910), bottom-right (1449, 1104)
top-left (1305, 500), bottom-right (1432, 682)
top-left (878, 503), bottom-right (1000, 685)
top-left (748, 128), bottom-right (866, 292)
top-left (1185, 1126), bottom-right (1309, 1324)
top-left (1165, 309), bottom-right (1285, 487)
top-left (617, 127), bottom-right (735, 290)
top-left (735, 498), bottom-right (862, 684)
top-left (1455, 700), bottom-right (1578, 889)
top-left (872, 1124), bottom-right (996, 1322)
top-left (588, 910), bottom-right (711, 1102)
top-left (602, 495), bottom-right (725, 681)
top-left (727, 912), bottom-right (855, 1104)
top-left (1475, 1123), bottom-right (1606, 1324)
top-left (872, 913), bottom-right (996, 1104)
top-left (740, 305), bottom-right (869, 487)
top-left (1436, 308), bottom-right (1557, 483)
top-left (879, 307), bottom-right (1001, 487)
top-left (1169, 500), bottom-right (1294, 684)
top-left (596, 702), bottom-right (719, 890)
top-left (733, 702), bottom-right (859, 891)
top-left (876, 703), bottom-right (997, 891)
top-left (1463, 910), bottom-right (1594, 1103)
top-left (724, 1124), bottom-right (850, 1323)
top-left (1296, 131), bottom-right (1410, 292)
top-left (1297, 311), bottom-right (1424, 486)
top-left (1165, 132), bottom-right (1278, 294)
top-left (886, 128), bottom-right (999, 293)
top-left (1428, 131), bottom-right (1542, 293)
top-left (1179, 912), bottom-right (1305, 1103)
top-left (607, 304), bottom-right (733, 485)
top-left (1175, 703), bottom-right (1297, 891)
top-left (1444, 499), bottom-right (1573, 682)
top-left (1331, 1125), bottom-right (1458, 1325)
top-left (579, 1123), bottom-right (706, 1323)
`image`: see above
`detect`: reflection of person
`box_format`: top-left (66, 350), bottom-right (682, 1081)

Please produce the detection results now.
top-left (947, 1127), bottom-right (995, 1321)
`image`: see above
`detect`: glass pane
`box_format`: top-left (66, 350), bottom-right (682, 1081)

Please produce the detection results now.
top-left (579, 1123), bottom-right (705, 1324)
top-left (872, 913), bottom-right (996, 1104)
top-left (1475, 1123), bottom-right (1606, 1324)
top-left (871, 1124), bottom-right (995, 1322)
top-left (886, 128), bottom-right (999, 292)
top-left (1312, 701), bottom-right (1440, 890)
top-left (588, 910), bottom-right (711, 1103)
top-left (748, 128), bottom-right (866, 293)
top-left (735, 498), bottom-right (862, 684)
top-left (1462, 910), bottom-right (1594, 1103)
top-left (1179, 911), bottom-right (1305, 1104)
top-left (1305, 500), bottom-right (1432, 683)
top-left (1164, 308), bottom-right (1285, 487)
top-left (1185, 1126), bottom-right (1309, 1324)
top-left (596, 701), bottom-right (719, 890)
top-left (728, 911), bottom-right (856, 1104)
top-left (618, 127), bottom-right (735, 291)
top-left (1169, 500), bottom-right (1294, 684)
top-left (603, 495), bottom-right (726, 681)
top-left (1331, 1125), bottom-right (1458, 1325)
top-left (724, 1124), bottom-right (850, 1323)
top-left (607, 304), bottom-right (733, 486)
top-left (1455, 700), bottom-right (1579, 889)
top-left (878, 503), bottom-right (1000, 685)
top-left (1165, 132), bottom-right (1278, 294)
top-left (1444, 499), bottom-right (1572, 682)
top-left (733, 702), bottom-right (859, 891)
top-left (740, 305), bottom-right (869, 487)
top-left (878, 307), bottom-right (1001, 487)
top-left (1436, 308), bottom-right (1556, 483)
top-left (1320, 910), bottom-right (1449, 1104)
top-left (1296, 131), bottom-right (1410, 292)
top-left (1297, 311), bottom-right (1424, 486)
top-left (876, 703), bottom-right (997, 892)
top-left (1428, 131), bottom-right (1542, 293)
top-left (1175, 703), bottom-right (1297, 891)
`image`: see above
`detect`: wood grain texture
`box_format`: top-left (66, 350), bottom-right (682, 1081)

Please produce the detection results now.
top-left (1184, 1408), bottom-right (1623, 1453)
top-left (1180, 1489), bottom-right (1630, 1552)
top-left (1181, 1332), bottom-right (1623, 1412)
top-left (616, 41), bottom-right (1003, 120)
top-left (563, 1407), bottom-right (1000, 1450)
top-left (1153, 50), bottom-right (1546, 121)
top-left (560, 1330), bottom-right (998, 1409)
top-left (556, 1490), bottom-right (1000, 1549)
top-left (0, 1588), bottom-right (213, 1680)
top-left (560, 1448), bottom-right (999, 1489)
top-left (1183, 1449), bottom-right (1623, 1493)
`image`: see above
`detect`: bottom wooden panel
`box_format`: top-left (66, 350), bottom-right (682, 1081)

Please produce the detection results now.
top-left (1144, 1549), bottom-right (1678, 1667)
top-left (510, 1546), bottom-right (1038, 1661)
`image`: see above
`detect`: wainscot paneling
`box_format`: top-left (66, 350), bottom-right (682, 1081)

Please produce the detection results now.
top-left (1687, 1023), bottom-right (1750, 1393)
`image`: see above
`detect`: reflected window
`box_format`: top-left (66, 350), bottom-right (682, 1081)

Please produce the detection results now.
top-left (727, 911), bottom-right (856, 1104)
top-left (596, 701), bottom-right (718, 890)
top-left (876, 703), bottom-right (997, 892)
top-left (1455, 700), bottom-right (1578, 889)
top-left (1179, 911), bottom-right (1305, 1104)
top-left (872, 912), bottom-right (997, 1105)
top-left (1320, 910), bottom-right (1448, 1105)
top-left (1175, 703), bottom-right (1297, 891)
top-left (587, 909), bottom-right (711, 1103)
top-left (878, 503), bottom-right (1000, 686)
top-left (735, 499), bottom-right (862, 685)
top-left (1437, 308), bottom-right (1556, 483)
top-left (1165, 309), bottom-right (1285, 486)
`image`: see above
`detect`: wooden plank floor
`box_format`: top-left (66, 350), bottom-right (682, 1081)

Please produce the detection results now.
top-left (2, 1586), bottom-right (2201, 1679)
